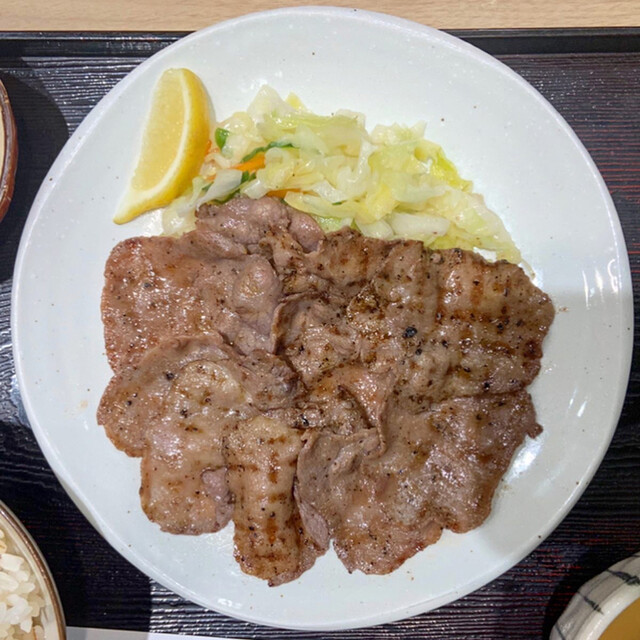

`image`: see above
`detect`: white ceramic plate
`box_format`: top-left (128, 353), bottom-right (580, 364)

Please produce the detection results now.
top-left (12, 7), bottom-right (633, 631)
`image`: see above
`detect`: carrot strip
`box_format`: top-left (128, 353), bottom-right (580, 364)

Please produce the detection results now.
top-left (266, 188), bottom-right (303, 199)
top-left (234, 152), bottom-right (266, 173)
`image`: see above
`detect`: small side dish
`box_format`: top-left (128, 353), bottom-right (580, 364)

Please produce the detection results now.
top-left (0, 79), bottom-right (18, 223)
top-left (552, 554), bottom-right (640, 640)
top-left (0, 502), bottom-right (65, 640)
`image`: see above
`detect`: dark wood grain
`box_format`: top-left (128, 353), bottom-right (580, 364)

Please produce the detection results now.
top-left (1, 31), bottom-right (639, 639)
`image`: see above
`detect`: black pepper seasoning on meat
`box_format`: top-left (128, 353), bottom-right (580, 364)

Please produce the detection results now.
top-left (403, 326), bottom-right (418, 339)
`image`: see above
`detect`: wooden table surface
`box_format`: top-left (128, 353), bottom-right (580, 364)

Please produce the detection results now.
top-left (1, 0), bottom-right (639, 31)
top-left (1, 15), bottom-right (639, 640)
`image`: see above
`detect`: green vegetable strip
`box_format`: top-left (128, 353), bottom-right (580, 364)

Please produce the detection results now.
top-left (241, 141), bottom-right (295, 163)
top-left (215, 127), bottom-right (230, 150)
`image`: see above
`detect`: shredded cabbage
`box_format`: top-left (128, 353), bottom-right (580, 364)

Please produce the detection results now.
top-left (160, 85), bottom-right (521, 263)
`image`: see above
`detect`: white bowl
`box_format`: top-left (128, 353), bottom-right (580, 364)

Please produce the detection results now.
top-left (552, 554), bottom-right (640, 640)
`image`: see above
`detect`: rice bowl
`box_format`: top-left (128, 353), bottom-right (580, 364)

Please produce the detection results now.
top-left (0, 502), bottom-right (65, 640)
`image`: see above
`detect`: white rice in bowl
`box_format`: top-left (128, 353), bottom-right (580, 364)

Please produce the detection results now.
top-left (0, 527), bottom-right (45, 640)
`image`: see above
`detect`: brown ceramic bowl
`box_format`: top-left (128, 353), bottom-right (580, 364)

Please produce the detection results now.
top-left (0, 501), bottom-right (66, 640)
top-left (1, 79), bottom-right (18, 222)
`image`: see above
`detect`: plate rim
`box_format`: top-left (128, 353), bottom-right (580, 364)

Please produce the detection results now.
top-left (11, 6), bottom-right (634, 631)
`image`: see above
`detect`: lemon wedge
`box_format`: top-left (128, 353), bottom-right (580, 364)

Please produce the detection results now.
top-left (115, 68), bottom-right (210, 224)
